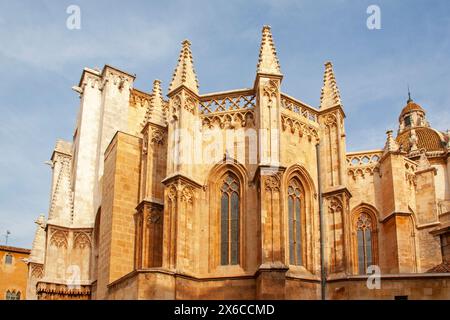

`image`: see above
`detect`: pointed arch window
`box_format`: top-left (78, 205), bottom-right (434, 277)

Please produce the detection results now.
top-left (5, 290), bottom-right (20, 300)
top-left (288, 179), bottom-right (303, 265)
top-left (356, 213), bottom-right (373, 274)
top-left (220, 174), bottom-right (240, 265)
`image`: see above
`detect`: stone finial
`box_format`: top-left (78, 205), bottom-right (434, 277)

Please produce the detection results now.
top-left (383, 130), bottom-right (399, 154)
top-left (143, 80), bottom-right (166, 127)
top-left (417, 149), bottom-right (430, 171)
top-left (320, 61), bottom-right (342, 109)
top-left (256, 25), bottom-right (282, 75)
top-left (168, 40), bottom-right (199, 95)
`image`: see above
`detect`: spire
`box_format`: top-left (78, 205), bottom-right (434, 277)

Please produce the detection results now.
top-left (142, 80), bottom-right (166, 127)
top-left (48, 150), bottom-right (74, 223)
top-left (168, 40), bottom-right (199, 95)
top-left (30, 214), bottom-right (46, 263)
top-left (383, 130), bottom-right (399, 154)
top-left (256, 25), bottom-right (282, 75)
top-left (320, 61), bottom-right (342, 109)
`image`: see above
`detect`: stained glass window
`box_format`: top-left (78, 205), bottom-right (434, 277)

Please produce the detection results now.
top-left (220, 174), bottom-right (240, 265)
top-left (356, 213), bottom-right (373, 274)
top-left (288, 180), bottom-right (302, 265)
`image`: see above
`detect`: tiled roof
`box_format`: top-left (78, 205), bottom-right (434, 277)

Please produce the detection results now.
top-left (0, 245), bottom-right (31, 254)
top-left (396, 127), bottom-right (446, 152)
top-left (426, 261), bottom-right (450, 273)
top-left (400, 101), bottom-right (425, 118)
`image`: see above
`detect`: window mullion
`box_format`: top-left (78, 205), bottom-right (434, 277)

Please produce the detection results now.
top-left (228, 191), bottom-right (231, 265)
top-left (363, 229), bottom-right (367, 273)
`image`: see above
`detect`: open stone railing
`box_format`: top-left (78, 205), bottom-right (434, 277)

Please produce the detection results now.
top-left (347, 150), bottom-right (382, 167)
top-left (199, 89), bottom-right (256, 129)
top-left (198, 89), bottom-right (322, 131)
top-left (199, 89), bottom-right (256, 115)
top-left (347, 150), bottom-right (383, 179)
top-left (281, 93), bottom-right (319, 123)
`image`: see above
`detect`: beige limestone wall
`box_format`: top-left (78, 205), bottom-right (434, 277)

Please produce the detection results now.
top-left (416, 228), bottom-right (442, 272)
top-left (97, 132), bottom-right (141, 299)
top-left (72, 70), bottom-right (102, 227)
top-left (327, 275), bottom-right (450, 299)
top-left (431, 159), bottom-right (450, 201)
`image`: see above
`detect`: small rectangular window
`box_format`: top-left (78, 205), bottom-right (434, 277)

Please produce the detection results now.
top-left (5, 254), bottom-right (12, 265)
top-left (405, 116), bottom-right (411, 127)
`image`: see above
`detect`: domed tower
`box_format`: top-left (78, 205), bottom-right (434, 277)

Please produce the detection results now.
top-left (396, 93), bottom-right (447, 158)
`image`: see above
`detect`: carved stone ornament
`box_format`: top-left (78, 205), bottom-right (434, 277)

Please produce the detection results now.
top-left (328, 196), bottom-right (343, 214)
top-left (147, 207), bottom-right (163, 225)
top-left (73, 232), bottom-right (91, 250)
top-left (171, 95), bottom-right (182, 120)
top-left (168, 185), bottom-right (177, 202)
top-left (181, 186), bottom-right (194, 203)
top-left (150, 128), bottom-right (164, 145)
top-left (263, 80), bottom-right (278, 104)
top-left (184, 96), bottom-right (197, 115)
top-left (264, 175), bottom-right (280, 192)
top-left (31, 264), bottom-right (44, 279)
top-left (50, 230), bottom-right (68, 248)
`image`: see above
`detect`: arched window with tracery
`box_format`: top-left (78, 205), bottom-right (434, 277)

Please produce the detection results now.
top-left (220, 174), bottom-right (240, 265)
top-left (5, 290), bottom-right (20, 300)
top-left (356, 213), bottom-right (374, 274)
top-left (288, 179), bottom-right (303, 265)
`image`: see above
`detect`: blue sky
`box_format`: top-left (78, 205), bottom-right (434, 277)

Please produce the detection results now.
top-left (0, 0), bottom-right (449, 248)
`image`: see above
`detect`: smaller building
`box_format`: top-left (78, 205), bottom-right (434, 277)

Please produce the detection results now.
top-left (0, 245), bottom-right (31, 300)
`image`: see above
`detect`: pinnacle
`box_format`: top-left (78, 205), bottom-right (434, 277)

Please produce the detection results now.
top-left (383, 130), bottom-right (399, 154)
top-left (168, 39), bottom-right (199, 95)
top-left (256, 25), bottom-right (282, 75)
top-left (143, 79), bottom-right (166, 127)
top-left (320, 61), bottom-right (342, 109)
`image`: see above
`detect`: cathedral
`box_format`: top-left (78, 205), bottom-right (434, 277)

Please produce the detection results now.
top-left (26, 26), bottom-right (450, 300)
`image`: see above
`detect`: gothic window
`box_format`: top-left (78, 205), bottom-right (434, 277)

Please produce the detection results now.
top-left (288, 179), bottom-right (303, 265)
top-left (5, 254), bottom-right (12, 265)
top-left (356, 213), bottom-right (373, 274)
top-left (5, 290), bottom-right (20, 300)
top-left (220, 174), bottom-right (240, 265)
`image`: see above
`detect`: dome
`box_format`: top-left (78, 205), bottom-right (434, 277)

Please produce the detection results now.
top-left (396, 127), bottom-right (446, 153)
top-left (399, 100), bottom-right (425, 120)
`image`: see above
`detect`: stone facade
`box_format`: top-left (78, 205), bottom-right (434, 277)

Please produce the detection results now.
top-left (28, 26), bottom-right (450, 300)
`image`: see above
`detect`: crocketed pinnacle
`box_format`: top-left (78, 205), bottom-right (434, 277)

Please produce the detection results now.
top-left (256, 25), bottom-right (282, 75)
top-left (143, 80), bottom-right (166, 127)
top-left (320, 61), bottom-right (342, 109)
top-left (30, 215), bottom-right (46, 263)
top-left (168, 39), bottom-right (199, 95)
top-left (383, 130), bottom-right (399, 154)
